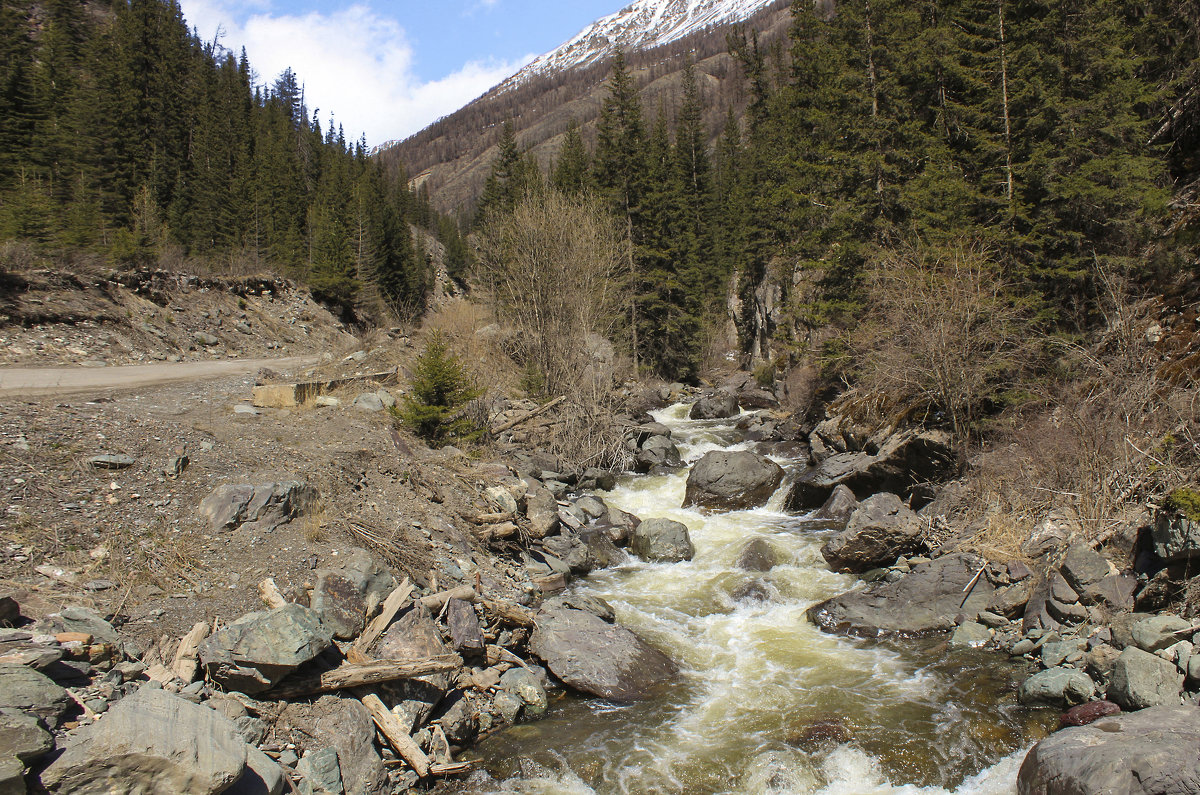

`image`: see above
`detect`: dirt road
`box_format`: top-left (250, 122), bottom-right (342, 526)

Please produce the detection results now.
top-left (0, 356), bottom-right (320, 397)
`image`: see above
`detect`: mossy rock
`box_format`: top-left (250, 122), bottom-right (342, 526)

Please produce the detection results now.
top-left (1165, 488), bottom-right (1200, 522)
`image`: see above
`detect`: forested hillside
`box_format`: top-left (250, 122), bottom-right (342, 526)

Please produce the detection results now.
top-left (471, 0), bottom-right (1200, 384)
top-left (0, 0), bottom-right (463, 319)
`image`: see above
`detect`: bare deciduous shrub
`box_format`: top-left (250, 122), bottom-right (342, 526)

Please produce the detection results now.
top-left (961, 273), bottom-right (1200, 551)
top-left (853, 242), bottom-right (1031, 444)
top-left (475, 188), bottom-right (628, 398)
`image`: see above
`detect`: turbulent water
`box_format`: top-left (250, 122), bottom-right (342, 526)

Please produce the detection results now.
top-left (466, 404), bottom-right (1052, 794)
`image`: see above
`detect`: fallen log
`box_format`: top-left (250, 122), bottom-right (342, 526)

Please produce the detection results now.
top-left (481, 600), bottom-right (536, 628)
top-left (490, 396), bottom-right (566, 434)
top-left (419, 585), bottom-right (477, 612)
top-left (265, 654), bottom-right (462, 699)
top-left (429, 761), bottom-right (476, 776)
top-left (361, 693), bottom-right (431, 778)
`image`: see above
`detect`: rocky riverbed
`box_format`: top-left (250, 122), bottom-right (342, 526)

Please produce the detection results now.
top-left (2, 368), bottom-right (1199, 794)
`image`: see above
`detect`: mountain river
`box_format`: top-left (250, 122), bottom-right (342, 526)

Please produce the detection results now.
top-left (466, 404), bottom-right (1055, 794)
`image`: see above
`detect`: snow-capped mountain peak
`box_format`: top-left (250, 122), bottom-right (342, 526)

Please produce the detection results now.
top-left (503, 0), bottom-right (778, 87)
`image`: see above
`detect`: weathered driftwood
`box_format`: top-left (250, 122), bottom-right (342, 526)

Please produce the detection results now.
top-left (353, 579), bottom-right (413, 655)
top-left (467, 511), bottom-right (516, 524)
top-left (265, 654), bottom-right (462, 699)
top-left (171, 621), bottom-right (209, 682)
top-left (257, 578), bottom-right (287, 609)
top-left (361, 693), bottom-right (431, 778)
top-left (419, 585), bottom-right (476, 612)
top-left (481, 599), bottom-right (536, 628)
top-left (429, 761), bottom-right (476, 776)
top-left (490, 395), bottom-right (566, 434)
top-left (476, 522), bottom-right (518, 542)
top-left (446, 599), bottom-right (485, 655)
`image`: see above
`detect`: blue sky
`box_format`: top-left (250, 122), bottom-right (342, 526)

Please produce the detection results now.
top-left (178, 0), bottom-right (619, 147)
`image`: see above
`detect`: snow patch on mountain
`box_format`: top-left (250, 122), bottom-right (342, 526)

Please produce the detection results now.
top-left (501, 0), bottom-right (778, 88)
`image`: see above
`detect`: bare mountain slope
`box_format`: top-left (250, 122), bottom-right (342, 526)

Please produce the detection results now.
top-left (379, 1), bottom-right (791, 214)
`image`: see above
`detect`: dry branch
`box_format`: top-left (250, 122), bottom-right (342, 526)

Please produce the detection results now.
top-left (361, 693), bottom-right (432, 778)
top-left (265, 655), bottom-right (461, 699)
top-left (353, 579), bottom-right (413, 655)
top-left (257, 578), bottom-right (287, 609)
top-left (171, 622), bottom-right (209, 682)
top-left (490, 396), bottom-right (566, 434)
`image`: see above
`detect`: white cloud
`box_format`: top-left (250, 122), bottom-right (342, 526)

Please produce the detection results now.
top-left (180, 1), bottom-right (532, 147)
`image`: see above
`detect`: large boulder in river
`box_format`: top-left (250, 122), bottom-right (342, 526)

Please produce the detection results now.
top-left (786, 430), bottom-right (955, 511)
top-left (807, 553), bottom-right (994, 637)
top-left (41, 689), bottom-right (268, 794)
top-left (199, 604), bottom-right (333, 694)
top-left (810, 485), bottom-right (858, 526)
top-left (634, 435), bottom-right (683, 473)
top-left (820, 493), bottom-right (923, 573)
top-left (1017, 705), bottom-right (1200, 795)
top-left (689, 393), bottom-right (739, 420)
top-left (683, 450), bottom-right (784, 510)
top-left (529, 608), bottom-right (677, 701)
top-left (631, 518), bottom-right (695, 563)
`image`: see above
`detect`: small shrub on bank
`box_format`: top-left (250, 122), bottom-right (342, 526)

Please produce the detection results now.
top-left (394, 332), bottom-right (482, 444)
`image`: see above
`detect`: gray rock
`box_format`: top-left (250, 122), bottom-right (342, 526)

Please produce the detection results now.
top-left (0, 595), bottom-right (18, 626)
top-left (56, 606), bottom-right (120, 644)
top-left (1107, 647), bottom-right (1183, 710)
top-left (374, 390), bottom-right (395, 409)
top-left (0, 710), bottom-right (52, 763)
top-left (194, 331), bottom-right (221, 346)
top-left (41, 689), bottom-right (249, 795)
top-left (499, 668), bottom-right (548, 719)
top-left (541, 533), bottom-right (595, 575)
top-left (737, 388), bottom-right (778, 410)
top-left (820, 493), bottom-right (922, 573)
top-left (634, 435), bottom-right (683, 473)
top-left (988, 579), bottom-right (1036, 619)
top-left (1151, 507), bottom-right (1200, 563)
top-left (1018, 667), bottom-right (1095, 707)
top-left (808, 553), bottom-right (995, 637)
top-left (0, 756), bottom-right (24, 795)
top-left (1047, 571), bottom-right (1080, 604)
top-left (949, 621), bottom-right (991, 648)
top-left (631, 518), bottom-right (695, 563)
top-left (483, 486), bottom-right (519, 516)
top-left (683, 450), bottom-right (784, 510)
top-left (599, 507), bottom-right (640, 546)
top-left (199, 604), bottom-right (333, 694)
top-left (0, 665), bottom-right (68, 727)
top-left (542, 594), bottom-right (615, 623)
top-left (432, 692), bottom-right (478, 746)
top-left (228, 747), bottom-right (285, 795)
top-left (297, 748), bottom-right (344, 795)
top-left (1041, 638), bottom-right (1087, 668)
top-left (1017, 705), bottom-right (1200, 794)
top-left (574, 496), bottom-right (607, 520)
top-left (199, 482), bottom-right (315, 534)
top-left (352, 393), bottom-right (385, 412)
top-left (492, 691), bottom-right (523, 724)
top-left (689, 393), bottom-right (739, 420)
top-left (86, 454), bottom-right (135, 470)
top-left (373, 604), bottom-right (449, 662)
top-left (810, 485), bottom-right (858, 525)
top-left (735, 538), bottom-right (778, 572)
top-left (523, 484), bottom-right (561, 539)
top-left (787, 430), bottom-right (956, 510)
top-left (529, 608), bottom-right (677, 701)
top-left (446, 599), bottom-right (485, 656)
top-left (1078, 574), bottom-right (1136, 611)
top-left (1131, 615), bottom-right (1192, 652)
top-left (280, 696), bottom-right (387, 795)
top-left (1086, 644), bottom-right (1123, 682)
top-left (1021, 577), bottom-right (1063, 635)
top-left (310, 548), bottom-right (396, 640)
top-left (1059, 543), bottom-right (1114, 593)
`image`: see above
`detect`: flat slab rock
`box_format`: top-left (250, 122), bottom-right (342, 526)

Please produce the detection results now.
top-left (807, 553), bottom-right (994, 637)
top-left (529, 607), bottom-right (677, 701)
top-left (199, 604), bottom-right (333, 695)
top-left (41, 689), bottom-right (256, 795)
top-left (1018, 704), bottom-right (1200, 795)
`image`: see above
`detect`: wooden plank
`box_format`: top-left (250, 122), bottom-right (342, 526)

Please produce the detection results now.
top-left (171, 621), bottom-right (210, 682)
top-left (361, 693), bottom-right (431, 778)
top-left (257, 578), bottom-right (287, 609)
top-left (353, 578), bottom-right (412, 655)
top-left (265, 654), bottom-right (462, 699)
